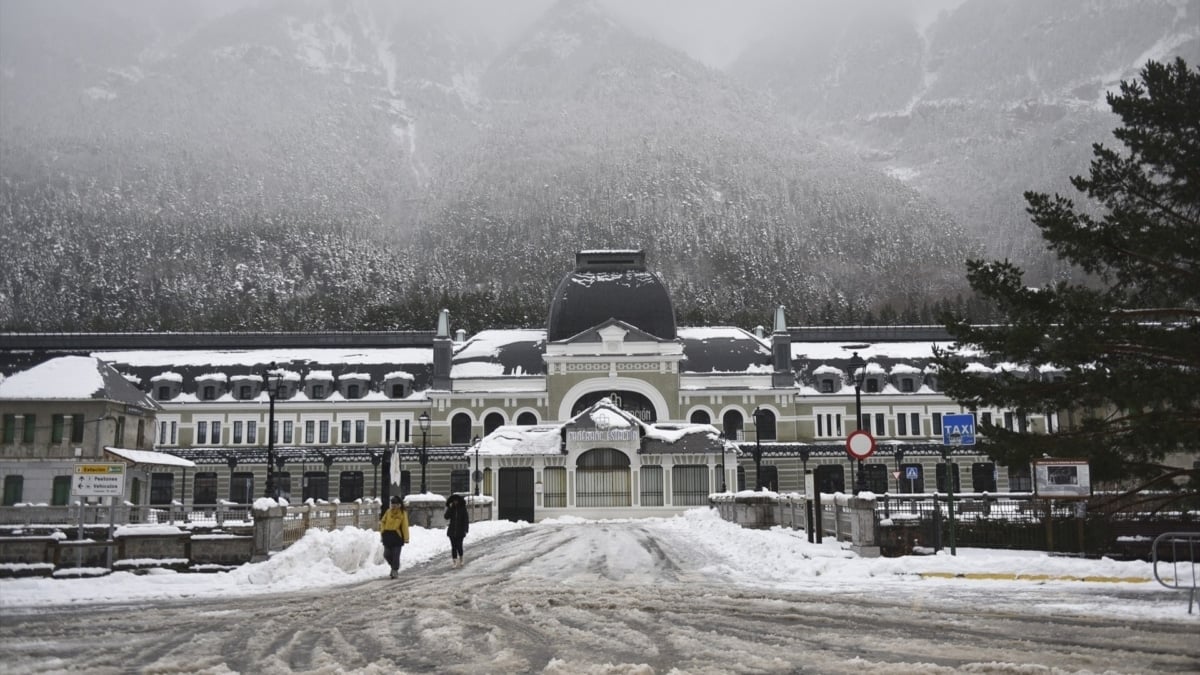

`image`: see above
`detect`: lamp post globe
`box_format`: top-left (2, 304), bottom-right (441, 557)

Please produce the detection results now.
top-left (418, 411), bottom-right (430, 494)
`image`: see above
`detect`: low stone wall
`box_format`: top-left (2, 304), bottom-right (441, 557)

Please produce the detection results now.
top-left (0, 496), bottom-right (496, 576)
top-left (710, 491), bottom-right (880, 557)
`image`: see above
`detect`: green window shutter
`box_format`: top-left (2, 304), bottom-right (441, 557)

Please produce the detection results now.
top-left (22, 415), bottom-right (36, 443)
top-left (52, 476), bottom-right (72, 506)
top-left (51, 415), bottom-right (65, 443)
top-left (1, 415), bottom-right (14, 443)
top-left (2, 475), bottom-right (23, 506)
top-left (71, 414), bottom-right (86, 443)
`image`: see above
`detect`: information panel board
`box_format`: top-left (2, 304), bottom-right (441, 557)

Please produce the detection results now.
top-left (72, 463), bottom-right (126, 497)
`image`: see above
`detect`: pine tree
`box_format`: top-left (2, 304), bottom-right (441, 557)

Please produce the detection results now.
top-left (934, 58), bottom-right (1199, 496)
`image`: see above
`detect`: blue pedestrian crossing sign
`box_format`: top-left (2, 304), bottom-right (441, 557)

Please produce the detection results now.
top-left (942, 413), bottom-right (976, 446)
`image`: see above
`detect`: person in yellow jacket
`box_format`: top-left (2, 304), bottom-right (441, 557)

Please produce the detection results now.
top-left (380, 495), bottom-right (410, 579)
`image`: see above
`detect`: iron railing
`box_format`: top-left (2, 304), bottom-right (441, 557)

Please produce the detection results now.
top-left (1152, 532), bottom-right (1200, 614)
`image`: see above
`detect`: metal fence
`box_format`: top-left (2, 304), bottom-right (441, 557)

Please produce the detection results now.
top-left (1152, 532), bottom-right (1199, 614)
top-left (875, 493), bottom-right (1200, 558)
top-left (0, 503), bottom-right (253, 529)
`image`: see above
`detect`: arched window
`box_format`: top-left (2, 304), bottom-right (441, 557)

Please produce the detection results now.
top-left (689, 409), bottom-right (711, 425)
top-left (722, 410), bottom-right (744, 440)
top-left (516, 411), bottom-right (538, 426)
top-left (753, 409), bottom-right (777, 441)
top-left (484, 412), bottom-right (505, 436)
top-left (576, 448), bottom-right (631, 507)
top-left (451, 413), bottom-right (473, 445)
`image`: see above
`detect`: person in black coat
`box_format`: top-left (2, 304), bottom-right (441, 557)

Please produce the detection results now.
top-left (444, 494), bottom-right (470, 568)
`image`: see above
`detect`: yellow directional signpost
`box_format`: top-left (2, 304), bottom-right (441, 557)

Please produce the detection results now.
top-left (73, 463), bottom-right (126, 497)
top-left (72, 463), bottom-right (125, 570)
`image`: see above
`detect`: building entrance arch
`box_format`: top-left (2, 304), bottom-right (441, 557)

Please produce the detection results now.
top-left (575, 448), bottom-right (631, 507)
top-left (558, 377), bottom-right (670, 423)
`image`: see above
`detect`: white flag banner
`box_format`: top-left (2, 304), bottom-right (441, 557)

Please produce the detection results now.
top-left (390, 449), bottom-right (401, 486)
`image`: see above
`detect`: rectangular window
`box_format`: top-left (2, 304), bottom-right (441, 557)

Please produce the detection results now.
top-left (355, 420), bottom-right (365, 444)
top-left (816, 413), bottom-right (842, 438)
top-left (194, 472), bottom-right (218, 504)
top-left (247, 421), bottom-right (257, 445)
top-left (210, 421), bottom-right (220, 445)
top-left (910, 413), bottom-right (920, 436)
top-left (1004, 412), bottom-right (1014, 431)
top-left (896, 413), bottom-right (907, 436)
top-left (170, 421), bottom-right (177, 445)
top-left (283, 421), bottom-right (294, 444)
top-left (901, 378), bottom-right (914, 393)
top-left (303, 471), bottom-right (329, 502)
top-left (159, 421), bottom-right (168, 445)
top-left (305, 421), bottom-right (315, 444)
top-left (981, 411), bottom-right (993, 428)
top-left (52, 475), bottom-right (72, 506)
top-left (22, 415), bottom-right (36, 443)
top-left (874, 413), bottom-right (885, 436)
top-left (312, 384), bottom-right (324, 399)
top-left (865, 463), bottom-right (889, 494)
top-left (3, 475), bottom-right (24, 505)
top-left (543, 467), bottom-right (568, 507)
top-left (233, 421), bottom-right (244, 444)
top-left (1, 414), bottom-right (14, 443)
top-left (319, 421), bottom-right (330, 444)
top-left (71, 414), bottom-right (85, 443)
top-left (670, 465), bottom-right (709, 506)
top-left (51, 414), bottom-right (65, 443)
top-left (157, 385), bottom-right (171, 400)
top-left (932, 412), bottom-right (943, 437)
top-left (449, 469), bottom-right (470, 495)
top-left (865, 379), bottom-right (879, 393)
top-left (640, 466), bottom-right (664, 506)
top-left (197, 421), bottom-right (208, 445)
top-left (150, 473), bottom-right (174, 505)
top-left (229, 472), bottom-right (254, 504)
top-left (339, 471), bottom-right (365, 501)
top-left (347, 384), bottom-right (360, 399)
top-left (341, 420), bottom-right (351, 444)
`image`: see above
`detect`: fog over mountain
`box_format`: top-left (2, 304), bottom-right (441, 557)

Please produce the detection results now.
top-left (0, 0), bottom-right (1195, 332)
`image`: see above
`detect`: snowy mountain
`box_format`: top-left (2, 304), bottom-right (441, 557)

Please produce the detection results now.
top-left (0, 0), bottom-right (1190, 331)
top-left (729, 0), bottom-right (1200, 276)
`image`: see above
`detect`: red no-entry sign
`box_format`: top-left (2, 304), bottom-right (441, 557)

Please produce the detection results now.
top-left (846, 430), bottom-right (876, 460)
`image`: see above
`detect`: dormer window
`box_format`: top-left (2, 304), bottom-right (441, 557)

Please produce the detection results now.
top-left (312, 384), bottom-right (325, 399)
top-left (391, 383), bottom-right (405, 398)
top-left (202, 385), bottom-right (216, 400)
top-left (900, 378), bottom-right (914, 393)
top-left (865, 379), bottom-right (880, 393)
top-left (347, 384), bottom-right (360, 399)
top-left (820, 379), bottom-right (834, 393)
top-left (239, 385), bottom-right (252, 400)
top-left (157, 385), bottom-right (172, 400)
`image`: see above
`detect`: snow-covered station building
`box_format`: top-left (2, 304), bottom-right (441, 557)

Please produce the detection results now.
top-left (0, 250), bottom-right (1048, 520)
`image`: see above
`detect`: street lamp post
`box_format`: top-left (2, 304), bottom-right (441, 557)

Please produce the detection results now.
top-left (751, 408), bottom-right (766, 491)
top-left (848, 352), bottom-right (868, 495)
top-left (261, 364), bottom-right (282, 500)
top-left (894, 448), bottom-right (905, 495)
top-left (472, 435), bottom-right (481, 496)
top-left (944, 433), bottom-right (960, 555)
top-left (418, 411), bottom-right (430, 494)
top-left (370, 451), bottom-right (382, 499)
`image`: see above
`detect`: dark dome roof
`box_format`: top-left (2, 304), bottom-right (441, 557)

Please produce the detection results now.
top-left (547, 250), bottom-right (676, 342)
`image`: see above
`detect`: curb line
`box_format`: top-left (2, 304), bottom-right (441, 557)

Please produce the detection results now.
top-left (918, 572), bottom-right (1153, 583)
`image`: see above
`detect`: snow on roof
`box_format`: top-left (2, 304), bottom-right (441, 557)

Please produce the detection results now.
top-left (590, 407), bottom-right (631, 429)
top-left (384, 371), bottom-right (415, 381)
top-left (340, 372), bottom-right (371, 380)
top-left (678, 326), bottom-right (763, 342)
top-left (105, 447), bottom-right (196, 468)
top-left (889, 363), bottom-right (923, 374)
top-left (451, 362), bottom-right (506, 378)
top-left (150, 372), bottom-right (183, 383)
top-left (195, 373), bottom-right (228, 382)
top-left (93, 348), bottom-right (432, 367)
top-left (455, 329), bottom-right (546, 361)
top-left (965, 362), bottom-right (995, 374)
top-left (306, 370), bottom-right (334, 381)
top-left (643, 423), bottom-right (719, 444)
top-left (476, 425), bottom-right (563, 456)
top-left (0, 355), bottom-right (107, 399)
top-left (812, 365), bottom-right (844, 375)
top-left (790, 342), bottom-right (968, 360)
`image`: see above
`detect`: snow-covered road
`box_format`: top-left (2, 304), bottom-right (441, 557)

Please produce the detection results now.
top-left (3, 518), bottom-right (1197, 674)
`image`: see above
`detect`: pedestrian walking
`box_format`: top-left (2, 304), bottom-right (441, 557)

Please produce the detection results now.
top-left (380, 495), bottom-right (410, 579)
top-left (445, 493), bottom-right (470, 568)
